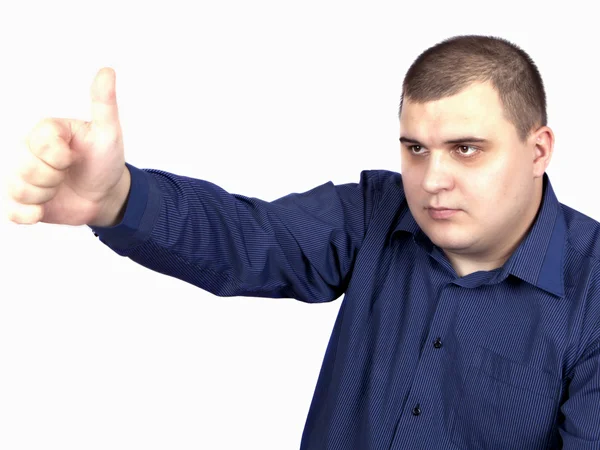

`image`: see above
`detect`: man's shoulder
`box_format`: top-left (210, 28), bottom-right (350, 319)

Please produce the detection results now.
top-left (361, 169), bottom-right (406, 196)
top-left (560, 203), bottom-right (600, 363)
top-left (365, 169), bottom-right (403, 182)
top-left (561, 202), bottom-right (600, 267)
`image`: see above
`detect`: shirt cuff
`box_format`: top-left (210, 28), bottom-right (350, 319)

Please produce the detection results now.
top-left (87, 162), bottom-right (162, 255)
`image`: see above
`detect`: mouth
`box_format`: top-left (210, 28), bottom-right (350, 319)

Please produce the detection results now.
top-left (427, 208), bottom-right (459, 219)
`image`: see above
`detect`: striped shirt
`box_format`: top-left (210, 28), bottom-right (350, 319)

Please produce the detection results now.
top-left (90, 163), bottom-right (600, 449)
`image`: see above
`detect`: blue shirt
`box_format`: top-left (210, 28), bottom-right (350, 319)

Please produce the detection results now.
top-left (89, 163), bottom-right (600, 449)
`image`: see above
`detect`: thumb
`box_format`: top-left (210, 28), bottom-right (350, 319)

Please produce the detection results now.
top-left (90, 67), bottom-right (120, 129)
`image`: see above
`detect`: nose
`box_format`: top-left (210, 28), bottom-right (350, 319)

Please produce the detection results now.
top-left (421, 152), bottom-right (454, 194)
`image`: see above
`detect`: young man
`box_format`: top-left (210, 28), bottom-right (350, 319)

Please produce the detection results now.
top-left (6, 35), bottom-right (599, 449)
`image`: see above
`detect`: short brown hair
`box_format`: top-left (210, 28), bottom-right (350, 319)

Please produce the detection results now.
top-left (398, 35), bottom-right (547, 143)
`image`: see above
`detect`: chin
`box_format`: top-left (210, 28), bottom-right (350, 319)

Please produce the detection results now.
top-left (424, 226), bottom-right (473, 251)
top-left (435, 240), bottom-right (473, 253)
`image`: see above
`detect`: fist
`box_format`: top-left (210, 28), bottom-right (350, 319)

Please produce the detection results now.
top-left (4, 68), bottom-right (127, 226)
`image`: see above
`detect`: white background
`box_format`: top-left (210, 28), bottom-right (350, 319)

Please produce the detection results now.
top-left (0, 1), bottom-right (598, 449)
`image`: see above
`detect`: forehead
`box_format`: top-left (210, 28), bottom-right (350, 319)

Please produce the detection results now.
top-left (400, 82), bottom-right (510, 142)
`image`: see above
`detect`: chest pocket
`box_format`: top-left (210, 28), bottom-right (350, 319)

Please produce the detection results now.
top-left (450, 345), bottom-right (560, 450)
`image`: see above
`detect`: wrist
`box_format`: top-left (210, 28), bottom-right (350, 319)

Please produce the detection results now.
top-left (89, 167), bottom-right (131, 228)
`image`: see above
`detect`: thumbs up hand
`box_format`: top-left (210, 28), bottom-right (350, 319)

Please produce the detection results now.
top-left (4, 68), bottom-right (130, 227)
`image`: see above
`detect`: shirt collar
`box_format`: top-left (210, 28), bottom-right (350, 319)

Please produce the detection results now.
top-left (390, 172), bottom-right (566, 298)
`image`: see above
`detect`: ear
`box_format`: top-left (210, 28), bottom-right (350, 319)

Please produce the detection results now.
top-left (531, 126), bottom-right (554, 178)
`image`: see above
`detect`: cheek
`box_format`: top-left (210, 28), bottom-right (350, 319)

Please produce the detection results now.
top-left (403, 187), bottom-right (420, 213)
top-left (464, 176), bottom-right (516, 229)
top-left (460, 178), bottom-right (503, 222)
top-left (401, 171), bottom-right (421, 199)
top-left (468, 158), bottom-right (517, 204)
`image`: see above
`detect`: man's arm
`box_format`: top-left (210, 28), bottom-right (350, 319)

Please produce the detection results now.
top-left (557, 336), bottom-right (600, 448)
top-left (89, 162), bottom-right (382, 303)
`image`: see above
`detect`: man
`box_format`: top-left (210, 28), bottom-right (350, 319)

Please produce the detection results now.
top-left (5, 35), bottom-right (600, 449)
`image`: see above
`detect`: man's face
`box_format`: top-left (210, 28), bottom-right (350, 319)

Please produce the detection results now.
top-left (399, 81), bottom-right (542, 261)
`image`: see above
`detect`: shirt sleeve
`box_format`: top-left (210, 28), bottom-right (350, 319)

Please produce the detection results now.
top-left (558, 337), bottom-right (600, 448)
top-left (88, 162), bottom-right (382, 303)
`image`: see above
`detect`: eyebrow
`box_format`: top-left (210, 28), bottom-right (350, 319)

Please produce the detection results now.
top-left (399, 136), bottom-right (491, 145)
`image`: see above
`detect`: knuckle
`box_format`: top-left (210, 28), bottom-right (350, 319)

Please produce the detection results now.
top-left (6, 208), bottom-right (19, 223)
top-left (7, 204), bottom-right (42, 224)
top-left (6, 206), bottom-right (24, 223)
top-left (5, 195), bottom-right (26, 223)
top-left (32, 118), bottom-right (60, 142)
top-left (7, 177), bottom-right (53, 205)
top-left (20, 153), bottom-right (63, 187)
top-left (8, 178), bottom-right (30, 203)
top-left (18, 158), bottom-right (36, 181)
top-left (29, 120), bottom-right (71, 170)
top-left (30, 138), bottom-right (71, 171)
top-left (17, 151), bottom-right (38, 178)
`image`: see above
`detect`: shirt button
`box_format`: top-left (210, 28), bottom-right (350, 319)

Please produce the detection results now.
top-left (412, 404), bottom-right (421, 416)
top-left (433, 337), bottom-right (443, 349)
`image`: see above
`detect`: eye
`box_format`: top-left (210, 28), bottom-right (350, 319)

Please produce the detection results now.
top-left (455, 145), bottom-right (479, 157)
top-left (408, 145), bottom-right (425, 154)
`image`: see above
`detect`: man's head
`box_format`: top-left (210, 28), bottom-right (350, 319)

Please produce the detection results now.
top-left (398, 35), bottom-right (554, 274)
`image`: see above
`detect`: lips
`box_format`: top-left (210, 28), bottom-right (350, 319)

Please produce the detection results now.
top-left (427, 207), bottom-right (459, 219)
